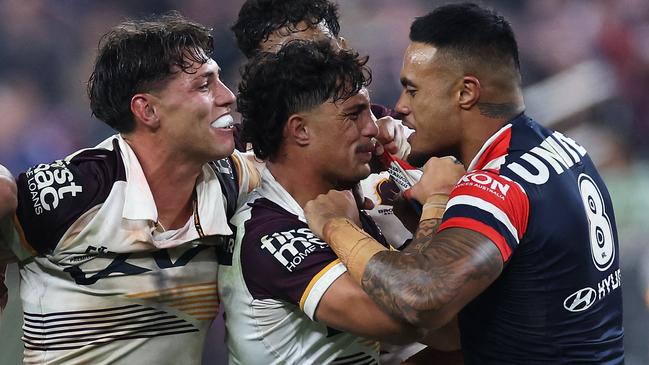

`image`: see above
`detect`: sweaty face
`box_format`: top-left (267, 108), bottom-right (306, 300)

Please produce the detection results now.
top-left (153, 57), bottom-right (236, 164)
top-left (260, 21), bottom-right (342, 54)
top-left (306, 88), bottom-right (377, 189)
top-left (395, 42), bottom-right (462, 167)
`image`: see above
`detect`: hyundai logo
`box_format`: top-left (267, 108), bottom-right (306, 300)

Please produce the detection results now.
top-left (563, 287), bottom-right (597, 312)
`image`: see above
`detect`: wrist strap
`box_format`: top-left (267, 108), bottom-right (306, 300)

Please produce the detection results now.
top-left (421, 194), bottom-right (449, 221)
top-left (323, 218), bottom-right (387, 284)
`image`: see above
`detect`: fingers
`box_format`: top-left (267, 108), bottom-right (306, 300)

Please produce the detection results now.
top-left (409, 156), bottom-right (467, 203)
top-left (362, 197), bottom-right (375, 210)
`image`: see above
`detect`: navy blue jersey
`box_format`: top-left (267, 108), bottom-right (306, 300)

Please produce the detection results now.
top-left (439, 114), bottom-right (624, 364)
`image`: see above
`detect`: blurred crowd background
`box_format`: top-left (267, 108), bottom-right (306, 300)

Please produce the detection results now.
top-left (1, 0), bottom-right (648, 363)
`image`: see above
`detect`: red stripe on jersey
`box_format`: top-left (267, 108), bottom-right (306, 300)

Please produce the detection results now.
top-left (473, 127), bottom-right (512, 171)
top-left (439, 217), bottom-right (512, 262)
top-left (452, 171), bottom-right (529, 240)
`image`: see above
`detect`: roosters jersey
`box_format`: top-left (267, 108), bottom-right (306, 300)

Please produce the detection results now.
top-left (218, 167), bottom-right (385, 365)
top-left (0, 135), bottom-right (252, 365)
top-left (439, 114), bottom-right (624, 364)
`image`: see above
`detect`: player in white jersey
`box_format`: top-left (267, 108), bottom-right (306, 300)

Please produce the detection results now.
top-left (231, 0), bottom-right (416, 250)
top-left (0, 12), bottom-right (257, 364)
top-left (218, 40), bottom-right (430, 364)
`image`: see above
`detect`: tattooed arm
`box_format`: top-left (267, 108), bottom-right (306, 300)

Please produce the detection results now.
top-left (361, 225), bottom-right (502, 329)
top-left (306, 157), bottom-right (501, 329)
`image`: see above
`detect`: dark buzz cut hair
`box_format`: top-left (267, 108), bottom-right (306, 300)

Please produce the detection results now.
top-left (238, 40), bottom-right (371, 161)
top-left (410, 2), bottom-right (520, 72)
top-left (88, 11), bottom-right (214, 133)
top-left (232, 0), bottom-right (340, 58)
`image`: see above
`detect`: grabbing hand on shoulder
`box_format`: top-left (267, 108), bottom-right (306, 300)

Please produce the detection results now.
top-left (0, 165), bottom-right (17, 221)
top-left (304, 190), bottom-right (360, 239)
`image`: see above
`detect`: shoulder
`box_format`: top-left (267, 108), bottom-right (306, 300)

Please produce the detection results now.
top-left (15, 139), bottom-right (126, 255)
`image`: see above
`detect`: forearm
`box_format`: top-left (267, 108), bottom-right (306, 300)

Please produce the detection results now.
top-left (325, 195), bottom-right (501, 329)
top-left (360, 229), bottom-right (501, 329)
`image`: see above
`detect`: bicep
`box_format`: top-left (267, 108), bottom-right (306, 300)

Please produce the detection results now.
top-left (414, 227), bottom-right (503, 323)
top-left (315, 272), bottom-right (421, 344)
top-left (362, 227), bottom-right (503, 329)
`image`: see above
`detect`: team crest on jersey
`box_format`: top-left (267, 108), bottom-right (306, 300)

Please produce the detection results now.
top-left (260, 228), bottom-right (327, 272)
top-left (24, 160), bottom-right (83, 215)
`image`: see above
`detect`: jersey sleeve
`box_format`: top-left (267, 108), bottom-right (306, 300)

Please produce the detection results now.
top-left (231, 150), bottom-right (261, 199)
top-left (14, 146), bottom-right (124, 256)
top-left (240, 209), bottom-right (346, 321)
top-left (438, 170), bottom-right (529, 262)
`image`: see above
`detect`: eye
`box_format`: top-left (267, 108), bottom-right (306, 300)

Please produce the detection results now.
top-left (405, 87), bottom-right (417, 97)
top-left (198, 82), bottom-right (209, 91)
top-left (344, 112), bottom-right (361, 121)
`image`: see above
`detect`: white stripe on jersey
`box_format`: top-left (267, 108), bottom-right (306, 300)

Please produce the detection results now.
top-left (447, 195), bottom-right (520, 243)
top-left (303, 262), bottom-right (347, 320)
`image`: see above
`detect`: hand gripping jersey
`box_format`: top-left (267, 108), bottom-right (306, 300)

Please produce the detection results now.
top-left (360, 172), bottom-right (413, 249)
top-left (439, 115), bottom-right (624, 364)
top-left (218, 167), bottom-right (386, 365)
top-left (0, 135), bottom-right (251, 365)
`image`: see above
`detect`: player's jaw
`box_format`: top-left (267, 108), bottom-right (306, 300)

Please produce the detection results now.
top-left (203, 112), bottom-right (235, 159)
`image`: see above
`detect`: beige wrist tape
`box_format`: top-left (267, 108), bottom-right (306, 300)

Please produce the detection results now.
top-left (421, 194), bottom-right (449, 221)
top-left (323, 218), bottom-right (387, 284)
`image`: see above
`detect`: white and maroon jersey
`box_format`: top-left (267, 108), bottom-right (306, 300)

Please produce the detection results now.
top-left (0, 135), bottom-right (251, 365)
top-left (218, 167), bottom-right (385, 365)
top-left (439, 114), bottom-right (624, 364)
top-left (360, 172), bottom-right (413, 249)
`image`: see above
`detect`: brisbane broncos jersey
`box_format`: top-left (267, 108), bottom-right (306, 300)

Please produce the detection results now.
top-left (439, 114), bottom-right (624, 364)
top-left (218, 167), bottom-right (386, 365)
top-left (0, 135), bottom-right (252, 365)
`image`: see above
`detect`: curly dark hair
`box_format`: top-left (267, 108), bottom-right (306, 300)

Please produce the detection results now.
top-left (238, 40), bottom-right (371, 161)
top-left (88, 11), bottom-right (214, 133)
top-left (232, 0), bottom-right (340, 58)
top-left (411, 3), bottom-right (520, 72)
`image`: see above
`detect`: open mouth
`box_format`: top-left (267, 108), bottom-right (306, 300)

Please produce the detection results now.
top-left (210, 114), bottom-right (235, 129)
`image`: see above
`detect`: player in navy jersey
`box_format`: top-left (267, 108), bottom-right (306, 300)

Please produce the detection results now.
top-left (0, 13), bottom-right (258, 364)
top-left (305, 3), bottom-right (625, 364)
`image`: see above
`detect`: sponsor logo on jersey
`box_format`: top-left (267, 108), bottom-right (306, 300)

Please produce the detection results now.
top-left (458, 172), bottom-right (511, 199)
top-left (25, 160), bottom-right (83, 215)
top-left (260, 228), bottom-right (327, 272)
top-left (507, 131), bottom-right (587, 185)
top-left (563, 287), bottom-right (597, 312)
top-left (563, 268), bottom-right (621, 313)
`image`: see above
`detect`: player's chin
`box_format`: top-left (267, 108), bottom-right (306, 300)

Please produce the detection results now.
top-left (406, 149), bottom-right (432, 168)
top-left (353, 163), bottom-right (372, 181)
top-left (209, 136), bottom-right (235, 160)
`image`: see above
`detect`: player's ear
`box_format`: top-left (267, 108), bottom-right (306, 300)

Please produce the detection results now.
top-left (131, 93), bottom-right (160, 130)
top-left (286, 113), bottom-right (310, 147)
top-left (458, 76), bottom-right (481, 110)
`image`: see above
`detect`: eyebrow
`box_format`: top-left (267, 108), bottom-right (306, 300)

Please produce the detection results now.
top-left (400, 77), bottom-right (416, 88)
top-left (194, 68), bottom-right (219, 81)
top-left (342, 101), bottom-right (370, 114)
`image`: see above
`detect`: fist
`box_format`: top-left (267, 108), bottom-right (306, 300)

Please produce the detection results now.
top-left (409, 157), bottom-right (466, 204)
top-left (375, 116), bottom-right (411, 159)
top-left (304, 190), bottom-right (360, 239)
